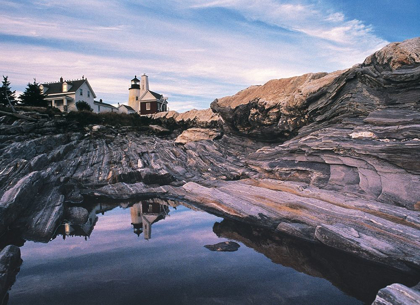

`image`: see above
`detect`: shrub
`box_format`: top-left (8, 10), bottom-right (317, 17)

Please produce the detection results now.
top-left (66, 111), bottom-right (152, 128)
top-left (76, 100), bottom-right (93, 112)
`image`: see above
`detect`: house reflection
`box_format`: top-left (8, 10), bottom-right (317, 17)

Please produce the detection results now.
top-left (130, 201), bottom-right (169, 240)
top-left (56, 203), bottom-right (115, 240)
top-left (54, 201), bottom-right (170, 240)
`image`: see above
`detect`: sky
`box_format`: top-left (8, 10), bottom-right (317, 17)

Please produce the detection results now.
top-left (0, 0), bottom-right (419, 112)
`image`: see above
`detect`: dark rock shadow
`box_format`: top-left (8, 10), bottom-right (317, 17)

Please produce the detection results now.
top-left (213, 218), bottom-right (420, 304)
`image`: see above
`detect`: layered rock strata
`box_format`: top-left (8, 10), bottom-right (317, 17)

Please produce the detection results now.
top-left (0, 245), bottom-right (21, 304)
top-left (373, 283), bottom-right (420, 305)
top-left (0, 37), bottom-right (420, 304)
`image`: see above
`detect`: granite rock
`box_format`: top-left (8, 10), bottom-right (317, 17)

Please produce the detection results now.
top-left (0, 245), bottom-right (21, 304)
top-left (204, 241), bottom-right (240, 252)
top-left (372, 283), bottom-right (420, 305)
top-left (175, 128), bottom-right (222, 144)
top-left (0, 38), bottom-right (419, 283)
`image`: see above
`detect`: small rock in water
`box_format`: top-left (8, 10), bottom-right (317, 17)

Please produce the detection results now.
top-left (204, 241), bottom-right (240, 252)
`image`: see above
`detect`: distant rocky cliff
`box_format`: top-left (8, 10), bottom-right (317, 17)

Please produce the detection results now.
top-left (211, 38), bottom-right (420, 143)
top-left (1, 37), bottom-right (420, 303)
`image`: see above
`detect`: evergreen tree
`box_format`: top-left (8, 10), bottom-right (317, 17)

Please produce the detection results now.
top-left (0, 76), bottom-right (16, 106)
top-left (19, 80), bottom-right (47, 107)
top-left (76, 100), bottom-right (93, 112)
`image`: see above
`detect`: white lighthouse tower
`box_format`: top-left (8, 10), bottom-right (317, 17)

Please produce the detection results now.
top-left (128, 75), bottom-right (140, 113)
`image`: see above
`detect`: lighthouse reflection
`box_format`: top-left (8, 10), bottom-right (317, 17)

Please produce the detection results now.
top-left (54, 200), bottom-right (171, 241)
top-left (130, 201), bottom-right (170, 239)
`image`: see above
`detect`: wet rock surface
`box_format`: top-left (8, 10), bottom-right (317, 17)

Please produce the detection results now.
top-left (0, 245), bottom-right (21, 305)
top-left (372, 283), bottom-right (420, 305)
top-left (1, 37), bottom-right (420, 304)
top-left (204, 241), bottom-right (240, 252)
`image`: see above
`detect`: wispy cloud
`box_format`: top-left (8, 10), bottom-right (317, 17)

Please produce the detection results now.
top-left (185, 0), bottom-right (387, 52)
top-left (0, 0), bottom-right (390, 111)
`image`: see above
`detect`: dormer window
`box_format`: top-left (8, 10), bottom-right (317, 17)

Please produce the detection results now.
top-left (63, 82), bottom-right (68, 92)
top-left (80, 89), bottom-right (83, 96)
top-left (39, 84), bottom-right (44, 94)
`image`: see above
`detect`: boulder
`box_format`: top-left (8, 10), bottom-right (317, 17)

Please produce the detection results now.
top-left (363, 37), bottom-right (420, 71)
top-left (0, 245), bottom-right (21, 304)
top-left (0, 171), bottom-right (44, 233)
top-left (175, 128), bottom-right (222, 144)
top-left (148, 124), bottom-right (170, 135)
top-left (210, 70), bottom-right (345, 140)
top-left (372, 283), bottom-right (420, 305)
top-left (22, 187), bottom-right (65, 242)
top-left (150, 108), bottom-right (221, 129)
top-left (204, 241), bottom-right (240, 252)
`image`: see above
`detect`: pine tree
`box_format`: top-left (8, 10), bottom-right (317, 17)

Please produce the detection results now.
top-left (0, 76), bottom-right (17, 106)
top-left (19, 80), bottom-right (47, 107)
top-left (76, 100), bottom-right (93, 112)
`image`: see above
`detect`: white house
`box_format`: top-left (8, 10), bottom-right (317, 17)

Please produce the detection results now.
top-left (128, 74), bottom-right (168, 115)
top-left (40, 77), bottom-right (97, 113)
top-left (94, 99), bottom-right (117, 113)
top-left (118, 104), bottom-right (136, 114)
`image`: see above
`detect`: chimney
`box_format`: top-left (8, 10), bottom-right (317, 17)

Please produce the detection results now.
top-left (62, 80), bottom-right (68, 92)
top-left (60, 77), bottom-right (63, 83)
top-left (140, 74), bottom-right (149, 94)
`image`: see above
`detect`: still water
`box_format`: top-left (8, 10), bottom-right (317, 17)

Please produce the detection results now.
top-left (6, 199), bottom-right (406, 304)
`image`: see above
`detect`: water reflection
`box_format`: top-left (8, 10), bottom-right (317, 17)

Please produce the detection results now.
top-left (2, 198), bottom-right (419, 305)
top-left (53, 199), bottom-right (173, 241)
top-left (130, 202), bottom-right (169, 239)
top-left (213, 218), bottom-right (420, 304)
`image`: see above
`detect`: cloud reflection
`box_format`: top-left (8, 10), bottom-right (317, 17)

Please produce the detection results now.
top-left (9, 202), bottom-right (359, 305)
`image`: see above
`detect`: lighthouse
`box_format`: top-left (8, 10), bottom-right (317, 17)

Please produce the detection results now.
top-left (127, 74), bottom-right (168, 115)
top-left (128, 75), bottom-right (140, 113)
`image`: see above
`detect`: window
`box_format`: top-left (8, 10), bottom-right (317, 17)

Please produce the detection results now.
top-left (146, 103), bottom-right (151, 111)
top-left (79, 89), bottom-right (83, 96)
top-left (136, 96), bottom-right (138, 101)
top-left (88, 91), bottom-right (90, 98)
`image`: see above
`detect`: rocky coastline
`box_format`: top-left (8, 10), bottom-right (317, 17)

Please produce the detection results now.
top-left (1, 37), bottom-right (420, 303)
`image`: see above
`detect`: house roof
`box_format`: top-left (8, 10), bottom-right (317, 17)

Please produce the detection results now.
top-left (94, 100), bottom-right (117, 109)
top-left (149, 90), bottom-right (163, 99)
top-left (41, 78), bottom-right (96, 98)
top-left (119, 104), bottom-right (136, 112)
